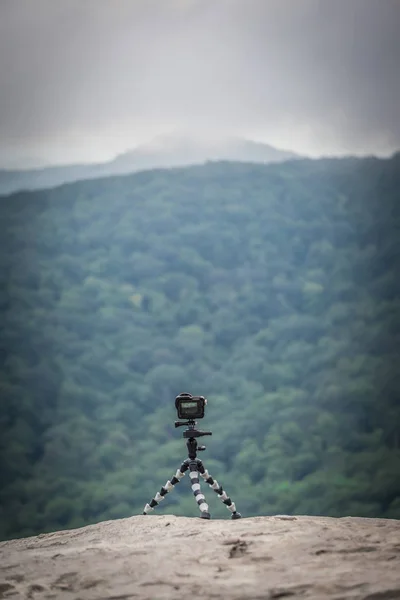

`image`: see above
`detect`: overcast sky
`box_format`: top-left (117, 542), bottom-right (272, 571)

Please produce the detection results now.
top-left (0, 0), bottom-right (399, 166)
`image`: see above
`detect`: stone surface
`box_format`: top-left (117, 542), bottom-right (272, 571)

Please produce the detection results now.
top-left (1, 514), bottom-right (400, 599)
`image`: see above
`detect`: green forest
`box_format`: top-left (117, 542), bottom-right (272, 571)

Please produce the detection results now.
top-left (0, 155), bottom-right (399, 541)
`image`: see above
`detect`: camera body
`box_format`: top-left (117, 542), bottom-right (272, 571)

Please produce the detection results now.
top-left (175, 392), bottom-right (207, 420)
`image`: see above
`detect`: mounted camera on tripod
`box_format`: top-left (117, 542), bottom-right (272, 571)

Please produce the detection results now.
top-left (175, 392), bottom-right (207, 420)
top-left (143, 391), bottom-right (241, 520)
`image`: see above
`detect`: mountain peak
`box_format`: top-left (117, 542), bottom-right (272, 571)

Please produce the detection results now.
top-left (113, 132), bottom-right (299, 169)
top-left (0, 133), bottom-right (299, 194)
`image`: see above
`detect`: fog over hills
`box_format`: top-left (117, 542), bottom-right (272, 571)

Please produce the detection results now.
top-left (0, 133), bottom-right (298, 195)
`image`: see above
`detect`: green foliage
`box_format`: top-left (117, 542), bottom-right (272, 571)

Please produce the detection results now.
top-left (0, 155), bottom-right (399, 540)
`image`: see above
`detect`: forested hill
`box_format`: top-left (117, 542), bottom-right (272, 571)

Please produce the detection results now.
top-left (0, 155), bottom-right (399, 541)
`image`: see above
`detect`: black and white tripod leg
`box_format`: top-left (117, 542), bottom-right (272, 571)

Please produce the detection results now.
top-left (189, 462), bottom-right (210, 519)
top-left (143, 460), bottom-right (189, 515)
top-left (199, 464), bottom-right (242, 519)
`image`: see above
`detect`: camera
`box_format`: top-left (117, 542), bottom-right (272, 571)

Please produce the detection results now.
top-left (175, 392), bottom-right (207, 420)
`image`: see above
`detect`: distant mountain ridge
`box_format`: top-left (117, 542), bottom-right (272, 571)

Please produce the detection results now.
top-left (0, 134), bottom-right (299, 195)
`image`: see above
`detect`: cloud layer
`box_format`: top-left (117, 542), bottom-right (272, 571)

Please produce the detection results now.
top-left (0, 0), bottom-right (399, 165)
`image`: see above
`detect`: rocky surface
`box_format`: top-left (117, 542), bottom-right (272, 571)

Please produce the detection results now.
top-left (1, 514), bottom-right (400, 599)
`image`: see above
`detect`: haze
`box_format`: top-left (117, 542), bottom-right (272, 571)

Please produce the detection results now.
top-left (0, 0), bottom-right (399, 167)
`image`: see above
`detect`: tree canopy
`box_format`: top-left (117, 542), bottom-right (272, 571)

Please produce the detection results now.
top-left (0, 155), bottom-right (399, 540)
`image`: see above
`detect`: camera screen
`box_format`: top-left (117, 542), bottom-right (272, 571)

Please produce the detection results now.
top-left (181, 401), bottom-right (198, 411)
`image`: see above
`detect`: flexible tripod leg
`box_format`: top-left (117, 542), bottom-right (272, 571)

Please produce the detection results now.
top-left (198, 462), bottom-right (242, 519)
top-left (143, 460), bottom-right (189, 514)
top-left (189, 461), bottom-right (211, 519)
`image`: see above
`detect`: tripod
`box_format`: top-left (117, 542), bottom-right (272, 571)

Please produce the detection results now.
top-left (143, 419), bottom-right (242, 520)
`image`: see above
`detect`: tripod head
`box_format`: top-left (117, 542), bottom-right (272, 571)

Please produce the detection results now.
top-left (174, 419), bottom-right (212, 459)
top-left (175, 419), bottom-right (212, 438)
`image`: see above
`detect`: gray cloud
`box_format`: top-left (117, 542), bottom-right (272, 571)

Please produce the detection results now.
top-left (0, 0), bottom-right (399, 165)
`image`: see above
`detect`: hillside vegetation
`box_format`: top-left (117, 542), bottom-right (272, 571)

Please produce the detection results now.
top-left (0, 156), bottom-right (399, 540)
